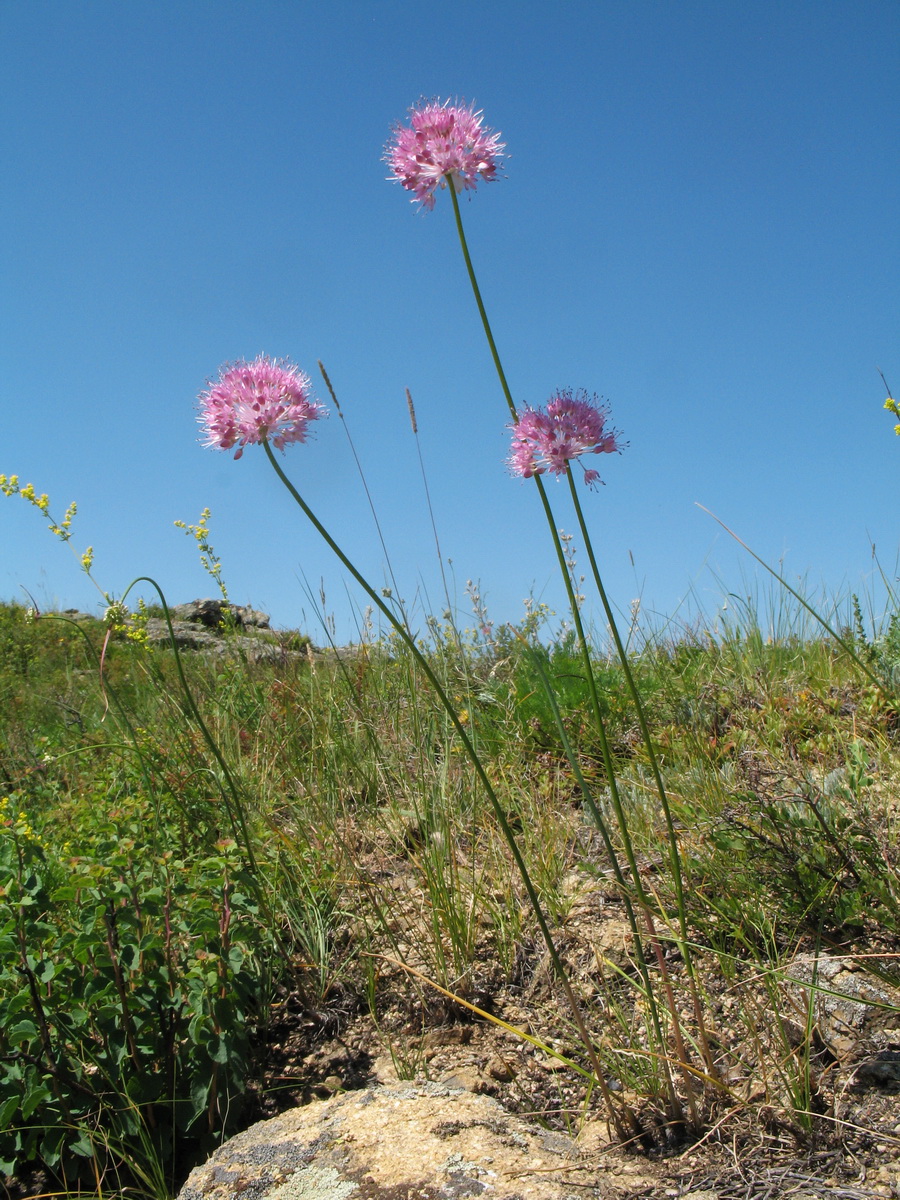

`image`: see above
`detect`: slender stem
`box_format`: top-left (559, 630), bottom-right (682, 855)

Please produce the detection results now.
top-left (406, 388), bottom-right (454, 625)
top-left (318, 361), bottom-right (406, 613)
top-left (262, 441), bottom-right (628, 1130)
top-left (447, 193), bottom-right (646, 899)
top-left (567, 474), bottom-right (688, 935)
top-left (531, 476), bottom-right (686, 1121)
top-left (514, 629), bottom-right (686, 1084)
top-left (698, 504), bottom-right (893, 698)
top-left (447, 190), bottom-right (703, 1122)
top-left (448, 183), bottom-right (518, 421)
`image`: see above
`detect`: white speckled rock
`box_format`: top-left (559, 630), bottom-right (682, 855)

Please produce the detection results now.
top-left (177, 1082), bottom-right (607, 1200)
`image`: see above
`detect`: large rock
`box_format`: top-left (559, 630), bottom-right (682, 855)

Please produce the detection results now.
top-left (139, 599), bottom-right (298, 662)
top-left (168, 599), bottom-right (271, 629)
top-left (177, 1081), bottom-right (600, 1200)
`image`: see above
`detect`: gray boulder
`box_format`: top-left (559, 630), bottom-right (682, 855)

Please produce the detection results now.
top-left (168, 599), bottom-right (271, 629)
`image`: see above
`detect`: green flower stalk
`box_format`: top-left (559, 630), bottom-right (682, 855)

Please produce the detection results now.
top-left (0, 474), bottom-right (133, 633)
top-left (197, 353), bottom-right (639, 1141)
top-left (387, 99), bottom-right (718, 1121)
top-left (174, 508), bottom-right (229, 601)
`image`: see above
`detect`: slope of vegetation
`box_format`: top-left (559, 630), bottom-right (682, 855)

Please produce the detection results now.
top-left (1, 599), bottom-right (899, 1198)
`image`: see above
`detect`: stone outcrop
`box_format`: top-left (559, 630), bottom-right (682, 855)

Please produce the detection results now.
top-left (58, 602), bottom-right (359, 665)
top-left (167, 599), bottom-right (271, 629)
top-left (177, 1081), bottom-right (601, 1200)
top-left (139, 599), bottom-right (300, 663)
top-left (782, 951), bottom-right (900, 1086)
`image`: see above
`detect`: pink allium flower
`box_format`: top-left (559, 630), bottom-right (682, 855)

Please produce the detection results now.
top-left (386, 98), bottom-right (504, 210)
top-left (508, 390), bottom-right (623, 487)
top-left (198, 355), bottom-right (326, 459)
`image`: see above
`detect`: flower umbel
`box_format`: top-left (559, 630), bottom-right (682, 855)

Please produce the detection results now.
top-left (386, 98), bottom-right (504, 211)
top-left (508, 390), bottom-right (623, 486)
top-left (198, 355), bottom-right (326, 459)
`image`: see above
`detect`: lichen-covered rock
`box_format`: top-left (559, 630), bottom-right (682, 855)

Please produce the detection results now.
top-left (177, 1082), bottom-right (600, 1200)
top-left (140, 599), bottom-right (298, 663)
top-left (169, 599), bottom-right (270, 629)
top-left (781, 952), bottom-right (900, 1074)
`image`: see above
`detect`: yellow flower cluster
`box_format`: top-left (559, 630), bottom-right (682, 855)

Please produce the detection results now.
top-left (175, 507), bottom-right (229, 599)
top-left (124, 598), bottom-right (150, 645)
top-left (0, 796), bottom-right (44, 847)
top-left (0, 474), bottom-right (77, 541)
top-left (885, 395), bottom-right (900, 436)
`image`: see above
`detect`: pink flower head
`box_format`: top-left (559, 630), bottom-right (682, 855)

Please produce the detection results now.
top-left (508, 390), bottom-right (623, 487)
top-left (386, 98), bottom-right (504, 210)
top-left (198, 355), bottom-right (326, 459)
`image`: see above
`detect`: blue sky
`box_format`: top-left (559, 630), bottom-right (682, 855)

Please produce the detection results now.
top-left (3, 1), bottom-right (898, 644)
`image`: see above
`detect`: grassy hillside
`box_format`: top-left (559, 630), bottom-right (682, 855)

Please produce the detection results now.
top-left (1, 598), bottom-right (899, 1198)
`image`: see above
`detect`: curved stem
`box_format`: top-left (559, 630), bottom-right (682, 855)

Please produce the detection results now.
top-left (121, 577), bottom-right (262, 887)
top-left (263, 441), bottom-right (632, 1133)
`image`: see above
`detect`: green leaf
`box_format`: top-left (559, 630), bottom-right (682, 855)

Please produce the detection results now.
top-left (0, 1094), bottom-right (21, 1130)
top-left (6, 1020), bottom-right (38, 1047)
top-left (39, 1124), bottom-right (67, 1167)
top-left (49, 885), bottom-right (80, 902)
top-left (208, 1035), bottom-right (229, 1065)
top-left (20, 1081), bottom-right (50, 1119)
top-left (119, 943), bottom-right (139, 971)
top-left (32, 958), bottom-right (55, 983)
top-left (68, 1128), bottom-right (97, 1159)
top-left (189, 1076), bottom-right (211, 1121)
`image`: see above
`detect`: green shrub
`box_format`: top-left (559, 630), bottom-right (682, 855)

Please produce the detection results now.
top-left (0, 795), bottom-right (273, 1189)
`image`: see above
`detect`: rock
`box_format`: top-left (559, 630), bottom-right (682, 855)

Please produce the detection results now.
top-left (141, 618), bottom-right (297, 664)
top-left (133, 597), bottom-right (311, 664)
top-left (781, 952), bottom-right (900, 1073)
top-left (169, 599), bottom-right (270, 629)
top-left (177, 1081), bottom-right (597, 1200)
top-left (437, 1066), bottom-right (488, 1093)
top-left (144, 619), bottom-right (222, 651)
top-left (850, 1048), bottom-right (900, 1089)
top-left (485, 1055), bottom-right (516, 1083)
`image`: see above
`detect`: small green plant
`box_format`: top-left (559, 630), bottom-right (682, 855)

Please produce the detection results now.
top-left (0, 794), bottom-right (273, 1190)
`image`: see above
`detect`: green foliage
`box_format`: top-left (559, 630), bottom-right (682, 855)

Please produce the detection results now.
top-left (0, 602), bottom-right (96, 681)
top-left (0, 795), bottom-right (273, 1189)
top-left (872, 609), bottom-right (900, 692)
top-left (496, 633), bottom-right (637, 758)
top-left (1, 597), bottom-right (899, 1179)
